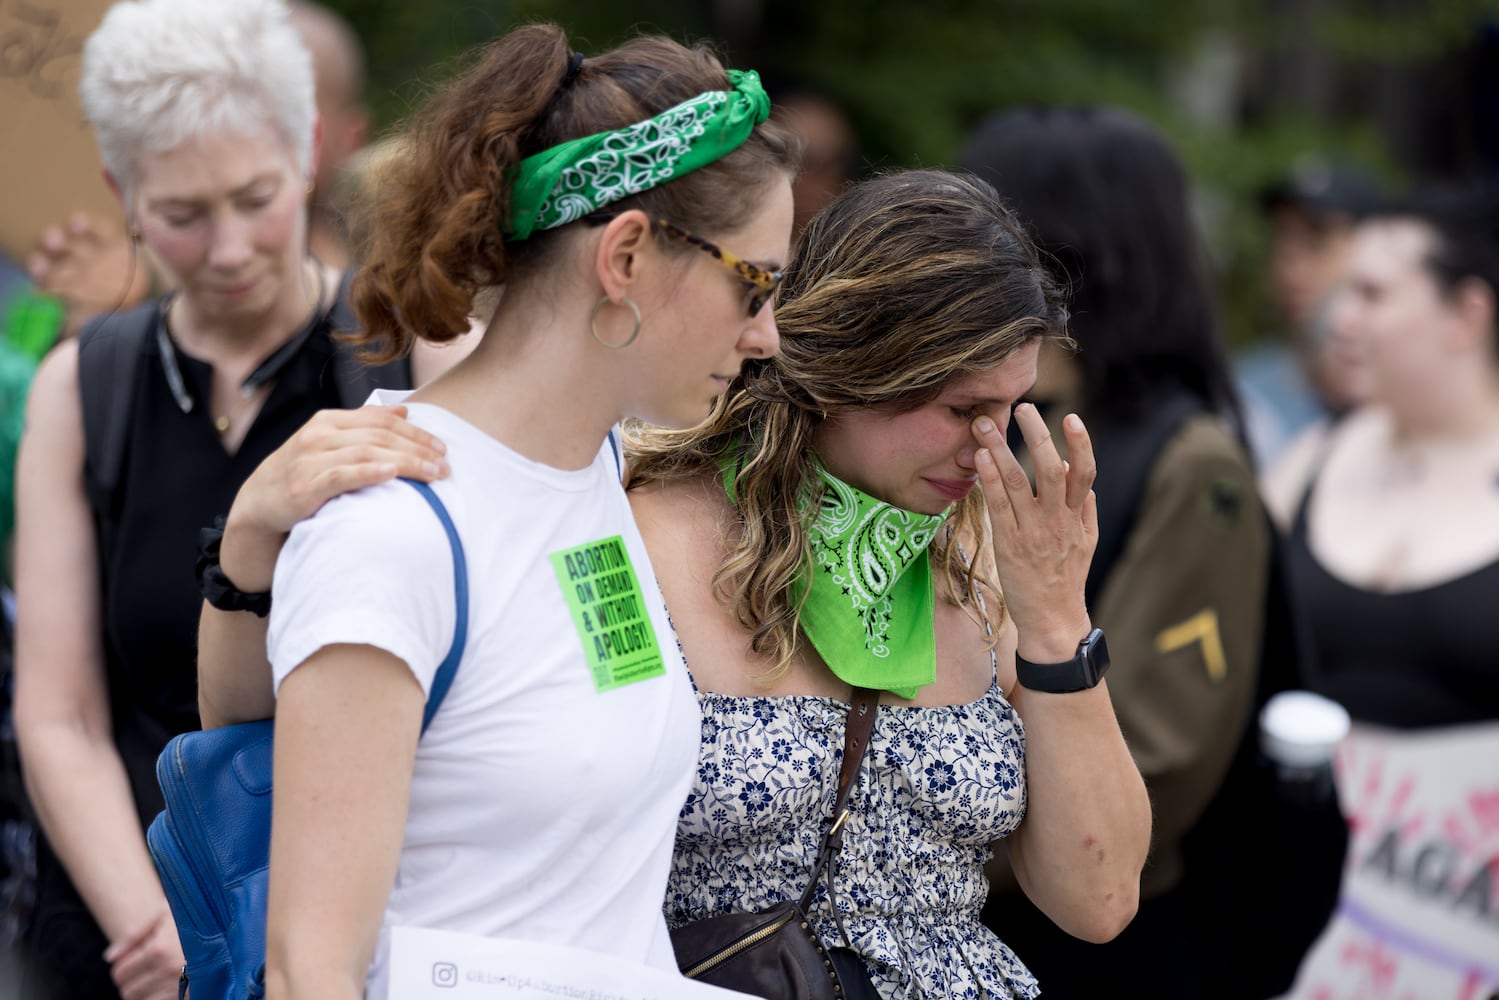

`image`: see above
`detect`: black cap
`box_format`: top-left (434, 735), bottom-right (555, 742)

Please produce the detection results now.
top-left (1261, 154), bottom-right (1382, 220)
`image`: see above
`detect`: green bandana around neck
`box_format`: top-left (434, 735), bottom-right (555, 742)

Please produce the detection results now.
top-left (505, 69), bottom-right (771, 240)
top-left (721, 455), bottom-right (950, 698)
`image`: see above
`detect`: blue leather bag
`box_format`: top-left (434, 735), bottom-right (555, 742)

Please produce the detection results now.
top-left (146, 480), bottom-right (469, 999)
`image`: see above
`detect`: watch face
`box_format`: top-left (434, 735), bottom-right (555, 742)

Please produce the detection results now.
top-left (1083, 629), bottom-right (1110, 680)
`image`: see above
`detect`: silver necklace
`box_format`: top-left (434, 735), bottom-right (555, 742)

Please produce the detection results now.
top-left (154, 262), bottom-right (328, 434)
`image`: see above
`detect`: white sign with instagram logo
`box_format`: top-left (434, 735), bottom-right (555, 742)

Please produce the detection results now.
top-left (386, 926), bottom-right (758, 999)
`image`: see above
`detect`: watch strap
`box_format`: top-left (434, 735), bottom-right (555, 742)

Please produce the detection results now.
top-left (1015, 627), bottom-right (1109, 693)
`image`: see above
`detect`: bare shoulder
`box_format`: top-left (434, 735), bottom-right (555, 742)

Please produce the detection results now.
top-left (1261, 419), bottom-right (1331, 528)
top-left (926, 521), bottom-right (1019, 703)
top-left (23, 338), bottom-right (83, 455)
top-left (628, 473), bottom-right (739, 595)
top-left (626, 474), bottom-right (700, 517)
top-left (1302, 408), bottom-right (1389, 501)
top-left (1262, 410), bottom-right (1390, 525)
top-left (633, 473), bottom-right (740, 541)
top-left (29, 337), bottom-right (80, 404)
top-left (630, 473), bottom-right (754, 692)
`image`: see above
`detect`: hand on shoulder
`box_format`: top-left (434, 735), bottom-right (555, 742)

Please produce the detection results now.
top-left (220, 405), bottom-right (450, 592)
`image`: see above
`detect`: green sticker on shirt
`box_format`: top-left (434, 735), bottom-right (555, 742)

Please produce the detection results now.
top-left (550, 536), bottom-right (666, 691)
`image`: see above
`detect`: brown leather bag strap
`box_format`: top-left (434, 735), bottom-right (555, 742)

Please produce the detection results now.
top-left (798, 687), bottom-right (880, 914)
top-left (830, 687), bottom-right (879, 838)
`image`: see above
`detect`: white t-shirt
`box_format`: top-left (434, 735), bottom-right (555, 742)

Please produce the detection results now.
top-left (267, 398), bottom-right (700, 997)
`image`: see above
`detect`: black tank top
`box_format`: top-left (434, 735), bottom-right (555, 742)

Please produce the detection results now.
top-left (1287, 475), bottom-right (1499, 728)
top-left (24, 288), bottom-right (410, 1000)
top-left (99, 305), bottom-right (348, 827)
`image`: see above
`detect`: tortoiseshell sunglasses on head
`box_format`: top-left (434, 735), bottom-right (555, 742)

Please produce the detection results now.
top-left (650, 219), bottom-right (783, 317)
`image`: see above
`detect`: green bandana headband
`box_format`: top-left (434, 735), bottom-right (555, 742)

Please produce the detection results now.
top-left (506, 68), bottom-right (771, 241)
top-left (722, 455), bottom-right (950, 699)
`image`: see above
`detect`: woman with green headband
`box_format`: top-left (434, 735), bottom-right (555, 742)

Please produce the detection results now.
top-left (630, 170), bottom-right (1150, 998)
top-left (193, 23), bottom-right (798, 998)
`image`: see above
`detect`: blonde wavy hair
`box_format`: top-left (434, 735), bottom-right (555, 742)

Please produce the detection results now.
top-left (626, 170), bottom-right (1070, 676)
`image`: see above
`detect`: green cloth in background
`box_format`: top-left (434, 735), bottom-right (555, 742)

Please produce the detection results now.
top-left (3, 292), bottom-right (63, 363)
top-left (0, 292), bottom-right (46, 581)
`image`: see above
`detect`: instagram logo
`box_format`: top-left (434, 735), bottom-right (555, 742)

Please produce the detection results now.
top-left (431, 961), bottom-right (458, 988)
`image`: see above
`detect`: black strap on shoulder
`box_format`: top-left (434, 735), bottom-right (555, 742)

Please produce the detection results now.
top-left (325, 269), bottom-right (412, 407)
top-left (77, 302), bottom-right (160, 518)
top-left (1084, 391), bottom-right (1206, 608)
top-left (78, 272), bottom-right (413, 523)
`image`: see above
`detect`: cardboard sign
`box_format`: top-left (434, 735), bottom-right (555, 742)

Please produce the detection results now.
top-left (0, 0), bottom-right (120, 263)
top-left (1283, 722), bottom-right (1499, 999)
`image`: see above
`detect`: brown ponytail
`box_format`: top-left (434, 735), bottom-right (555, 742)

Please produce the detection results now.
top-left (350, 24), bottom-right (799, 361)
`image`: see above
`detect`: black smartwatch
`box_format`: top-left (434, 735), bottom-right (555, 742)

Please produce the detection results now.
top-left (1015, 628), bottom-right (1110, 693)
top-left (196, 517), bottom-right (272, 618)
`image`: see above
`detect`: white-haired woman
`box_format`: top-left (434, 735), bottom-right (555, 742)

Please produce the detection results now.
top-left (11, 2), bottom-right (435, 997)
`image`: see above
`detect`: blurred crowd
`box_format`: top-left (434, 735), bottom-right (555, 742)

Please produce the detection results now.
top-left (1, 2), bottom-right (1496, 999)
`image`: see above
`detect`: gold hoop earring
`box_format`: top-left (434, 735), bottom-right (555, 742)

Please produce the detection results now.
top-left (589, 295), bottom-right (641, 350)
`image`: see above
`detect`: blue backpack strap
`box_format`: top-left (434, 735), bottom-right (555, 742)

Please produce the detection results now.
top-left (607, 427), bottom-right (623, 479)
top-left (401, 479), bottom-right (468, 732)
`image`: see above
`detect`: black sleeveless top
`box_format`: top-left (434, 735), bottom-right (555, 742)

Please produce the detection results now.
top-left (1287, 476), bottom-right (1499, 728)
top-left (98, 296), bottom-right (354, 827)
top-left (25, 286), bottom-right (412, 1000)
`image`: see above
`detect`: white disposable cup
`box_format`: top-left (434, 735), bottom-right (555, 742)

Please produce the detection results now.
top-left (1259, 690), bottom-right (1351, 769)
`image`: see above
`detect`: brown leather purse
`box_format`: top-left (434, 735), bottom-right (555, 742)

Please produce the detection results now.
top-left (669, 688), bottom-right (881, 999)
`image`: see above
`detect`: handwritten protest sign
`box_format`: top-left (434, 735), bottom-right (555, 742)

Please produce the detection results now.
top-left (1283, 722), bottom-right (1499, 999)
top-left (0, 0), bottom-right (120, 262)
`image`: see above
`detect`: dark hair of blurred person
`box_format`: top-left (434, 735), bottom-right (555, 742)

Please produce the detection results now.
top-left (962, 106), bottom-right (1336, 1000)
top-left (766, 79), bottom-right (861, 239)
top-left (964, 106), bottom-right (1241, 429)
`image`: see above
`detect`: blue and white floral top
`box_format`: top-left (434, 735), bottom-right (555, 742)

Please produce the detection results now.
top-left (665, 678), bottom-right (1040, 999)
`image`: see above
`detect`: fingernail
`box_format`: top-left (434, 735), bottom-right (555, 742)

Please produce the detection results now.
top-left (975, 417), bottom-right (996, 434)
top-left (1065, 414), bottom-right (1081, 431)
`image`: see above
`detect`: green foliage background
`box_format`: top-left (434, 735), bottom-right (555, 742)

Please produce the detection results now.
top-left (322, 0), bottom-right (1499, 347)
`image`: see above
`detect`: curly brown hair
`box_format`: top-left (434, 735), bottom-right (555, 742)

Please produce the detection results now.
top-left (627, 170), bottom-right (1070, 677)
top-left (348, 24), bottom-right (799, 360)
